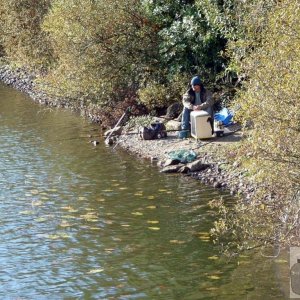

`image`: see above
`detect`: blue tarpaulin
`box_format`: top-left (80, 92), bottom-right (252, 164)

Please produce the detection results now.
top-left (214, 107), bottom-right (234, 126)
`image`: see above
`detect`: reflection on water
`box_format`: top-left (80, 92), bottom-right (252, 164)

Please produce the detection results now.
top-left (0, 84), bottom-right (286, 299)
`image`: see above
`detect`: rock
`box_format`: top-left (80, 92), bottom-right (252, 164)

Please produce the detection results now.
top-left (213, 182), bottom-right (222, 188)
top-left (104, 138), bottom-right (114, 145)
top-left (91, 140), bottom-right (99, 146)
top-left (104, 126), bottom-right (122, 137)
top-left (186, 159), bottom-right (210, 172)
top-left (160, 164), bottom-right (183, 173)
top-left (157, 160), bottom-right (164, 167)
top-left (178, 166), bottom-right (190, 173)
top-left (163, 159), bottom-right (181, 167)
top-left (233, 161), bottom-right (240, 168)
top-left (165, 120), bottom-right (181, 131)
top-left (166, 102), bottom-right (182, 119)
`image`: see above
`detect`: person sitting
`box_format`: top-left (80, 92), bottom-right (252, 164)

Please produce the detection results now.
top-left (181, 76), bottom-right (214, 131)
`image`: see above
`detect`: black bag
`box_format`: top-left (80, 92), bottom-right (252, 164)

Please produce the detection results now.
top-left (139, 122), bottom-right (167, 140)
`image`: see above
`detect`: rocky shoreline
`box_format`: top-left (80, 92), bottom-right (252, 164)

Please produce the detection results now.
top-left (0, 64), bottom-right (62, 106)
top-left (0, 63), bottom-right (256, 200)
top-left (118, 129), bottom-right (256, 201)
top-left (0, 63), bottom-right (102, 123)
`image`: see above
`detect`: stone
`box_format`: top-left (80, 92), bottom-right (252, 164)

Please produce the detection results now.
top-left (233, 161), bottom-right (240, 168)
top-left (178, 166), bottom-right (190, 173)
top-left (157, 160), bottom-right (164, 167)
top-left (213, 182), bottom-right (222, 188)
top-left (166, 102), bottom-right (182, 119)
top-left (186, 159), bottom-right (210, 172)
top-left (160, 164), bottom-right (183, 173)
top-left (163, 159), bottom-right (181, 167)
top-left (165, 120), bottom-right (181, 131)
top-left (104, 138), bottom-right (114, 145)
top-left (91, 140), bottom-right (99, 146)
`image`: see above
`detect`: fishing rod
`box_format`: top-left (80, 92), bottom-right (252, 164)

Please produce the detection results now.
top-left (104, 107), bottom-right (131, 145)
top-left (118, 124), bottom-right (241, 137)
top-left (118, 128), bottom-right (189, 136)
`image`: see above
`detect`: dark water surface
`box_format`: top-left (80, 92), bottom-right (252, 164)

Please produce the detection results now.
top-left (0, 84), bottom-right (287, 299)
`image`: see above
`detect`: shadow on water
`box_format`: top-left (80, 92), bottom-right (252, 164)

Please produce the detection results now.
top-left (0, 84), bottom-right (289, 299)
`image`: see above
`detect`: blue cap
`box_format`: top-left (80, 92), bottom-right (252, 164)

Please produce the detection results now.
top-left (191, 76), bottom-right (201, 86)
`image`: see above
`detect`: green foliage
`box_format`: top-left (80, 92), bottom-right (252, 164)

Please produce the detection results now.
top-left (41, 0), bottom-right (158, 104)
top-left (0, 0), bottom-right (52, 69)
top-left (214, 0), bottom-right (300, 252)
top-left (123, 115), bottom-right (154, 132)
top-left (138, 73), bottom-right (189, 109)
top-left (142, 0), bottom-right (226, 79)
top-left (195, 0), bottom-right (278, 77)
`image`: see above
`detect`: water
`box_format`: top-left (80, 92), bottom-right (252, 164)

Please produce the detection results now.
top-left (0, 83), bottom-right (287, 299)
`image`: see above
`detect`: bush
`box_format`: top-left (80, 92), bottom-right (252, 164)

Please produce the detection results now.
top-left (142, 0), bottom-right (226, 79)
top-left (41, 0), bottom-right (159, 104)
top-left (196, 0), bottom-right (278, 79)
top-left (213, 0), bottom-right (300, 252)
top-left (138, 73), bottom-right (189, 110)
top-left (0, 0), bottom-right (52, 69)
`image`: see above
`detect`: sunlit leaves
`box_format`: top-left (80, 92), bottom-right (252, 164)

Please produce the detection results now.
top-left (81, 212), bottom-right (99, 223)
top-left (210, 0), bottom-right (300, 253)
top-left (19, 210), bottom-right (34, 215)
top-left (142, 0), bottom-right (226, 77)
top-left (87, 268), bottom-right (104, 274)
top-left (146, 205), bottom-right (157, 209)
top-left (148, 226), bottom-right (160, 231)
top-left (197, 231), bottom-right (211, 242)
top-left (169, 239), bottom-right (185, 244)
top-left (147, 220), bottom-right (159, 224)
top-left (42, 0), bottom-right (158, 103)
top-left (46, 232), bottom-right (71, 240)
top-left (0, 0), bottom-right (53, 69)
top-left (207, 275), bottom-right (221, 280)
top-left (131, 212), bottom-right (143, 216)
top-left (208, 255), bottom-right (219, 260)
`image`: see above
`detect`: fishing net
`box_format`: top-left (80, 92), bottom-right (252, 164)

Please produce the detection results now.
top-left (167, 150), bottom-right (197, 163)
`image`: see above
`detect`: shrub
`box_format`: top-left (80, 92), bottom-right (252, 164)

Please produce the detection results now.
top-left (0, 0), bottom-right (52, 69)
top-left (213, 0), bottom-right (300, 252)
top-left (138, 73), bottom-right (189, 110)
top-left (41, 0), bottom-right (159, 104)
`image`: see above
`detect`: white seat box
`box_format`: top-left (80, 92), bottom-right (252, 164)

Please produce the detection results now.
top-left (190, 110), bottom-right (213, 139)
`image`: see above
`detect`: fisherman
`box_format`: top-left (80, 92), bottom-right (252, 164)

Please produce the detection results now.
top-left (181, 76), bottom-right (214, 132)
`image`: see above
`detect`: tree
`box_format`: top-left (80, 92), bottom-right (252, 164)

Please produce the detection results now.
top-left (0, 0), bottom-right (52, 69)
top-left (195, 0), bottom-right (279, 79)
top-left (41, 0), bottom-right (159, 105)
top-left (213, 0), bottom-right (300, 252)
top-left (142, 0), bottom-right (226, 79)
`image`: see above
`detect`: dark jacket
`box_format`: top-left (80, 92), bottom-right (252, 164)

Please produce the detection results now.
top-left (182, 86), bottom-right (214, 110)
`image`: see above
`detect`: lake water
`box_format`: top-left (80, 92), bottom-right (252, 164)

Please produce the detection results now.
top-left (0, 83), bottom-right (287, 299)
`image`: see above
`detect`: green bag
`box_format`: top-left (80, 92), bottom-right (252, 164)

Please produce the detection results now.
top-left (168, 150), bottom-right (197, 163)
